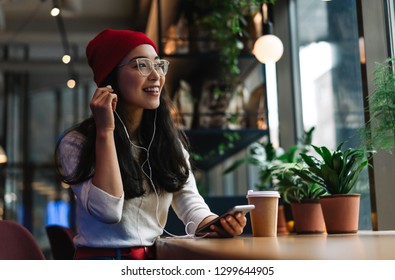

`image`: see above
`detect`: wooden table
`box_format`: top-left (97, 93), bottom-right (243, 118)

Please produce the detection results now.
top-left (156, 231), bottom-right (395, 259)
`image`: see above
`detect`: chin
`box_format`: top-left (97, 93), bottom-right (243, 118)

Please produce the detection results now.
top-left (146, 102), bottom-right (160, 110)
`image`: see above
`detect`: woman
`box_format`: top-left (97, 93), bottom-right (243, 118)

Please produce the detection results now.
top-left (55, 29), bottom-right (246, 260)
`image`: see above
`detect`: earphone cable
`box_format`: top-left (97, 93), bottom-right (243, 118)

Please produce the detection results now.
top-left (114, 109), bottom-right (203, 238)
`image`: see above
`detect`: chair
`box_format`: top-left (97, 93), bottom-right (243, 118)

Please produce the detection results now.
top-left (45, 225), bottom-right (76, 260)
top-left (0, 220), bottom-right (45, 260)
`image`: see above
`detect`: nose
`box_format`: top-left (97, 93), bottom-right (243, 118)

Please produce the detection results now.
top-left (148, 67), bottom-right (161, 80)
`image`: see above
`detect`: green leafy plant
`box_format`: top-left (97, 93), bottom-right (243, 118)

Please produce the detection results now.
top-left (223, 139), bottom-right (282, 190)
top-left (293, 144), bottom-right (369, 195)
top-left (223, 127), bottom-right (315, 191)
top-left (361, 57), bottom-right (395, 154)
top-left (282, 181), bottom-right (327, 204)
top-left (267, 162), bottom-right (327, 203)
top-left (185, 0), bottom-right (277, 86)
top-left (191, 131), bottom-right (241, 163)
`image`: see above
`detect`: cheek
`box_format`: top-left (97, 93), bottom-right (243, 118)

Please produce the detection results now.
top-left (118, 71), bottom-right (140, 93)
top-left (160, 77), bottom-right (165, 90)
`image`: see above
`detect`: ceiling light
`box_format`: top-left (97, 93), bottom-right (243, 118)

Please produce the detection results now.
top-left (62, 54), bottom-right (71, 64)
top-left (50, 0), bottom-right (60, 17)
top-left (253, 34), bottom-right (284, 64)
top-left (50, 7), bottom-right (60, 17)
top-left (67, 79), bottom-right (76, 89)
top-left (253, 3), bottom-right (284, 64)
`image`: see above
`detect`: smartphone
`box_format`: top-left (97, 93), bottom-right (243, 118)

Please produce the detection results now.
top-left (195, 204), bottom-right (255, 237)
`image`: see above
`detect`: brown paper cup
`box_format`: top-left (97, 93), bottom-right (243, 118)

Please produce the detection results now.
top-left (247, 190), bottom-right (280, 237)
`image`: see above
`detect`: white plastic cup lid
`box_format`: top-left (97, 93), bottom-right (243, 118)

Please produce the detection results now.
top-left (246, 190), bottom-right (280, 198)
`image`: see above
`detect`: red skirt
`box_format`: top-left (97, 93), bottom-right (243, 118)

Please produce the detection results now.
top-left (74, 246), bottom-right (155, 260)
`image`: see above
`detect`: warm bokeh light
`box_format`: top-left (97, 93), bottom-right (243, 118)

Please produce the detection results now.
top-left (62, 54), bottom-right (71, 64)
top-left (0, 145), bottom-right (7, 164)
top-left (253, 34), bottom-right (284, 64)
top-left (67, 79), bottom-right (76, 89)
top-left (50, 7), bottom-right (60, 17)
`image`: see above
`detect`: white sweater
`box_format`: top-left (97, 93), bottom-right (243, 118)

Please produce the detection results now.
top-left (57, 130), bottom-right (214, 247)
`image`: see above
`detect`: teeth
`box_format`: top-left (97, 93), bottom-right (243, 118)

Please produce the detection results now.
top-left (144, 87), bottom-right (159, 92)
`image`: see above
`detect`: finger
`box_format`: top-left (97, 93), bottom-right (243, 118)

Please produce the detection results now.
top-left (111, 94), bottom-right (118, 111)
top-left (90, 94), bottom-right (107, 111)
top-left (92, 87), bottom-right (113, 98)
top-left (206, 227), bottom-right (219, 238)
top-left (219, 216), bottom-right (241, 236)
top-left (219, 221), bottom-right (235, 236)
top-left (102, 86), bottom-right (114, 92)
top-left (91, 91), bottom-right (116, 108)
top-left (90, 90), bottom-right (112, 108)
top-left (98, 93), bottom-right (117, 111)
top-left (235, 213), bottom-right (247, 227)
top-left (221, 216), bottom-right (244, 236)
top-left (210, 224), bottom-right (229, 237)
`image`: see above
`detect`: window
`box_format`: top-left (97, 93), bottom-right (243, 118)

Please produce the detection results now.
top-left (294, 0), bottom-right (371, 229)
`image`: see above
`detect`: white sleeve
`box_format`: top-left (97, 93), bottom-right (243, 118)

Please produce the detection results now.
top-left (58, 131), bottom-right (124, 224)
top-left (72, 180), bottom-right (124, 224)
top-left (171, 146), bottom-right (215, 233)
top-left (56, 130), bottom-right (85, 180)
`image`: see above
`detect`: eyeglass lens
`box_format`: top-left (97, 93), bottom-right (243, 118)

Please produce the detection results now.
top-left (136, 58), bottom-right (169, 76)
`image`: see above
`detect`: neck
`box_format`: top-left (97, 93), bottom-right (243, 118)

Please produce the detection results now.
top-left (119, 106), bottom-right (143, 137)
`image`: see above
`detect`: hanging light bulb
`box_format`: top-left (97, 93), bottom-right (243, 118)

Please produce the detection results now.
top-left (253, 3), bottom-right (284, 64)
top-left (253, 34), bottom-right (284, 63)
top-left (50, 7), bottom-right (60, 16)
top-left (50, 0), bottom-right (60, 17)
top-left (67, 79), bottom-right (76, 89)
top-left (62, 54), bottom-right (71, 64)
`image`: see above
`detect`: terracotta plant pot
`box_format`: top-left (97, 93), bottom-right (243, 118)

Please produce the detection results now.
top-left (291, 200), bottom-right (325, 234)
top-left (319, 194), bottom-right (360, 234)
top-left (277, 204), bottom-right (288, 234)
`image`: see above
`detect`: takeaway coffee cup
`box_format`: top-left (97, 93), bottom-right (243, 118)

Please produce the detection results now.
top-left (247, 190), bottom-right (280, 237)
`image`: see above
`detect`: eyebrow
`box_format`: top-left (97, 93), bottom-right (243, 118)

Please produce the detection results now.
top-left (127, 56), bottom-right (161, 63)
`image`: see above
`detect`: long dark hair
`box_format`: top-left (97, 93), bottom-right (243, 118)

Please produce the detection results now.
top-left (55, 69), bottom-right (190, 199)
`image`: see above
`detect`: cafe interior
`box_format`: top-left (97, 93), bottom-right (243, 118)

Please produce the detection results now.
top-left (0, 0), bottom-right (395, 260)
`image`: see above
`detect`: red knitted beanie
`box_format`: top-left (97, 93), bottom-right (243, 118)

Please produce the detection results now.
top-left (86, 29), bottom-right (158, 86)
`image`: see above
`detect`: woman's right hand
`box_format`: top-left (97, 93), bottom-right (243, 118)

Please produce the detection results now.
top-left (90, 86), bottom-right (118, 131)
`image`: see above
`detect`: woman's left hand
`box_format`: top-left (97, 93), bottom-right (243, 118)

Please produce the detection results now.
top-left (199, 213), bottom-right (247, 238)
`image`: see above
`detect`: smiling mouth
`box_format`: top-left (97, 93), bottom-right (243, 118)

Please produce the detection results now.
top-left (143, 87), bottom-right (160, 93)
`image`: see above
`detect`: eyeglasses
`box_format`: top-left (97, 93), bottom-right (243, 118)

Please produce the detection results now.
top-left (118, 58), bottom-right (170, 77)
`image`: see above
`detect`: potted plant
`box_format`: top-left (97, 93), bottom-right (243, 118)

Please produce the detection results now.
top-left (223, 128), bottom-right (315, 233)
top-left (273, 163), bottom-right (327, 234)
top-left (293, 143), bottom-right (369, 234)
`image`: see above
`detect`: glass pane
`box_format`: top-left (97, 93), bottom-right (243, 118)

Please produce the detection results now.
top-left (4, 167), bottom-right (23, 222)
top-left (6, 90), bottom-right (22, 163)
top-left (296, 0), bottom-right (371, 229)
top-left (32, 168), bottom-right (72, 255)
top-left (30, 90), bottom-right (55, 163)
top-left (61, 85), bottom-right (94, 131)
top-left (61, 88), bottom-right (77, 132)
